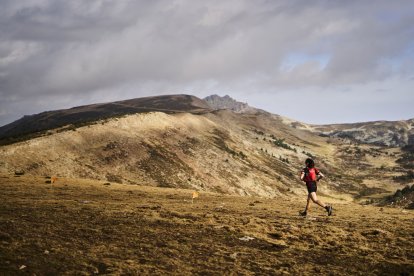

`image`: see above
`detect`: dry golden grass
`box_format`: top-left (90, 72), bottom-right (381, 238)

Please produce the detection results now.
top-left (1, 174), bottom-right (413, 275)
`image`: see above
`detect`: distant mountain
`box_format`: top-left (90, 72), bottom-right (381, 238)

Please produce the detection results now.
top-left (0, 94), bottom-right (211, 144)
top-left (313, 119), bottom-right (414, 147)
top-left (204, 94), bottom-right (259, 113)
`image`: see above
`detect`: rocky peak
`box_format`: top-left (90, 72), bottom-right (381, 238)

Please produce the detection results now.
top-left (203, 94), bottom-right (255, 113)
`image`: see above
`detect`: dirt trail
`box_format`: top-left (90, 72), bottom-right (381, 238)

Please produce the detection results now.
top-left (1, 174), bottom-right (413, 275)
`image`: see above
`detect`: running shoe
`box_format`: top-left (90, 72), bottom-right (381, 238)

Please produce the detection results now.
top-left (326, 205), bottom-right (333, 216)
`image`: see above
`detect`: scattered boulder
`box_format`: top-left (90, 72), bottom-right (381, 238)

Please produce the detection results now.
top-left (104, 141), bottom-right (119, 151)
top-left (105, 173), bottom-right (122, 184)
top-left (239, 236), bottom-right (255, 241)
top-left (14, 170), bottom-right (25, 176)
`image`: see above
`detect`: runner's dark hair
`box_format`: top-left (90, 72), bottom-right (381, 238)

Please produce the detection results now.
top-left (305, 158), bottom-right (314, 168)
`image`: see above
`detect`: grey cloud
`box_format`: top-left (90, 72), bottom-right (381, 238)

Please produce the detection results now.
top-left (0, 0), bottom-right (413, 125)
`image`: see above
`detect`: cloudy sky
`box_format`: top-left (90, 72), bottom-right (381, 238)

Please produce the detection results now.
top-left (1, 0), bottom-right (414, 126)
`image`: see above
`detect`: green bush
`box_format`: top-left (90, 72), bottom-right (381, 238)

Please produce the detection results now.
top-left (272, 138), bottom-right (295, 151)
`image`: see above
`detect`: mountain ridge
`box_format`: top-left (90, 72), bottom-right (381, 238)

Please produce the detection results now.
top-left (2, 93), bottom-right (413, 147)
top-left (0, 94), bottom-right (211, 145)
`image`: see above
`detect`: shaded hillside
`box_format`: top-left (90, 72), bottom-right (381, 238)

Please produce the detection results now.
top-left (380, 184), bottom-right (414, 209)
top-left (396, 145), bottom-right (414, 170)
top-left (0, 94), bottom-right (211, 145)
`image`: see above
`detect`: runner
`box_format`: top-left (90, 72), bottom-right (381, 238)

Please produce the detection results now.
top-left (300, 158), bottom-right (332, 216)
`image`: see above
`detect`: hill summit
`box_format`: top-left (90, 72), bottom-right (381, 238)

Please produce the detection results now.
top-left (0, 94), bottom-right (211, 145)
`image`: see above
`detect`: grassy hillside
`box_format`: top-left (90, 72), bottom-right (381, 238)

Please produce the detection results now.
top-left (0, 109), bottom-right (409, 200)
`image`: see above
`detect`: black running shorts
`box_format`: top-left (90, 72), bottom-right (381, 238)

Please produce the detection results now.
top-left (306, 181), bottom-right (317, 194)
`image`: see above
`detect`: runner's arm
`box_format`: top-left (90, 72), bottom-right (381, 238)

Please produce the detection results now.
top-left (317, 172), bottom-right (324, 181)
